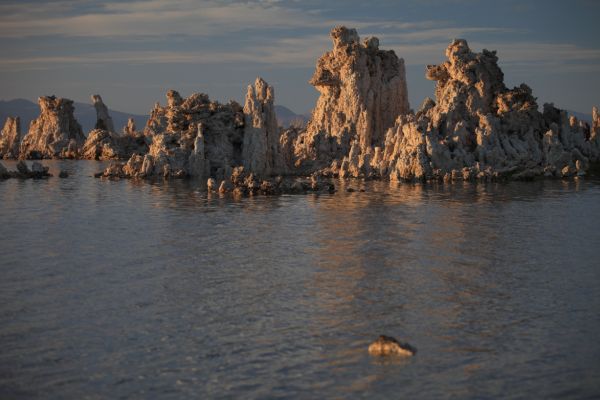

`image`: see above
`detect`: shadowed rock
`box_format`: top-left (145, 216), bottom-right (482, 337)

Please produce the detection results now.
top-left (91, 94), bottom-right (115, 132)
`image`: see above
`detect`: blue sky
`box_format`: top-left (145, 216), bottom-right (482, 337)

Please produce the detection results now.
top-left (0, 0), bottom-right (599, 116)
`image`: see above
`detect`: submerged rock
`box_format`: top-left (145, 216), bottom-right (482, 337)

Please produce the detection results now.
top-left (20, 96), bottom-right (85, 159)
top-left (0, 160), bottom-right (51, 179)
top-left (368, 335), bottom-right (416, 357)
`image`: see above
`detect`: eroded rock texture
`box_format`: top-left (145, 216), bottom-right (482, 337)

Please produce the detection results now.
top-left (0, 116), bottom-right (21, 159)
top-left (333, 38), bottom-right (600, 181)
top-left (242, 77), bottom-right (284, 176)
top-left (92, 94), bottom-right (115, 132)
top-left (112, 89), bottom-right (244, 178)
top-left (287, 26), bottom-right (410, 172)
top-left (81, 96), bottom-right (148, 160)
top-left (19, 96), bottom-right (85, 159)
top-left (114, 77), bottom-right (285, 180)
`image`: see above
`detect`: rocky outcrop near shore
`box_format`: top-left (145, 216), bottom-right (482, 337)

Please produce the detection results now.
top-left (81, 95), bottom-right (148, 160)
top-left (0, 160), bottom-right (51, 179)
top-left (115, 89), bottom-right (244, 178)
top-left (84, 25), bottom-right (599, 187)
top-left (19, 96), bottom-right (85, 159)
top-left (113, 77), bottom-right (286, 180)
top-left (285, 26), bottom-right (410, 172)
top-left (0, 116), bottom-right (21, 159)
top-left (329, 38), bottom-right (600, 181)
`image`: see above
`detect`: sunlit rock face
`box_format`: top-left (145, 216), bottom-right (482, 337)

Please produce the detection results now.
top-left (19, 96), bottom-right (85, 159)
top-left (120, 87), bottom-right (246, 178)
top-left (242, 77), bottom-right (284, 177)
top-left (0, 116), bottom-right (21, 159)
top-left (287, 26), bottom-right (410, 172)
top-left (81, 95), bottom-right (148, 160)
top-left (335, 39), bottom-right (600, 181)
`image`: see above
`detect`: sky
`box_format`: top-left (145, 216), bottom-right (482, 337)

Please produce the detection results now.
top-left (0, 0), bottom-right (599, 116)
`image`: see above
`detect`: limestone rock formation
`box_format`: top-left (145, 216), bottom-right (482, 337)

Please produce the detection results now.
top-left (122, 89), bottom-right (244, 178)
top-left (19, 96), bottom-right (85, 159)
top-left (287, 26), bottom-right (410, 171)
top-left (81, 128), bottom-right (148, 160)
top-left (334, 39), bottom-right (600, 181)
top-left (81, 96), bottom-right (148, 160)
top-left (91, 94), bottom-right (115, 132)
top-left (242, 77), bottom-right (284, 176)
top-left (123, 118), bottom-right (136, 136)
top-left (117, 78), bottom-right (285, 180)
top-left (0, 116), bottom-right (21, 159)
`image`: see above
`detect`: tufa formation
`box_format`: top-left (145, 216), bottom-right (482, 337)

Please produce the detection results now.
top-left (19, 96), bottom-right (85, 159)
top-left (285, 26), bottom-right (410, 172)
top-left (0, 116), bottom-right (21, 159)
top-left (3, 26), bottom-right (599, 188)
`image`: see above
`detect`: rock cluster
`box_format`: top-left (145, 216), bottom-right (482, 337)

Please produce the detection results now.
top-left (97, 162), bottom-right (335, 195)
top-left (0, 116), bottom-right (21, 159)
top-left (81, 95), bottom-right (148, 160)
top-left (0, 160), bottom-right (51, 179)
top-left (114, 89), bottom-right (244, 179)
top-left (6, 25), bottom-right (599, 190)
top-left (114, 77), bottom-right (285, 180)
top-left (285, 26), bottom-right (410, 172)
top-left (19, 96), bottom-right (85, 159)
top-left (321, 37), bottom-right (599, 181)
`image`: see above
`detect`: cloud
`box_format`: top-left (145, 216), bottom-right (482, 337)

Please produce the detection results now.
top-left (1, 0), bottom-right (599, 77)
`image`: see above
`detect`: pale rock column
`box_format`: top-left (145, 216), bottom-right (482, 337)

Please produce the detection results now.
top-left (188, 122), bottom-right (211, 178)
top-left (91, 94), bottom-right (115, 132)
top-left (242, 77), bottom-right (282, 177)
top-left (123, 118), bottom-right (136, 135)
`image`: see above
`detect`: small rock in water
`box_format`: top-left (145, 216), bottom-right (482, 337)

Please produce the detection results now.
top-left (59, 170), bottom-right (69, 178)
top-left (368, 335), bottom-right (416, 357)
top-left (207, 177), bottom-right (216, 191)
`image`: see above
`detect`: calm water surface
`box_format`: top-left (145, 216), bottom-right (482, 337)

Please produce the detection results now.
top-left (1, 160), bottom-right (599, 399)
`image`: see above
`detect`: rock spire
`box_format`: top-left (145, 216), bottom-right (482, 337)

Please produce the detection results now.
top-left (20, 96), bottom-right (85, 159)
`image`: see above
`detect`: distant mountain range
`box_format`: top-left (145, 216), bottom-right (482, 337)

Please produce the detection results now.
top-left (0, 99), bottom-right (310, 135)
top-left (0, 98), bottom-right (590, 135)
top-left (274, 105), bottom-right (310, 128)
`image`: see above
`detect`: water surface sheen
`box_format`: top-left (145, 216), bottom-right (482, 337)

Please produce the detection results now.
top-left (1, 161), bottom-right (599, 399)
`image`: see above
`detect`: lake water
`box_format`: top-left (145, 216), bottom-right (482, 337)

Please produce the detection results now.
top-left (1, 160), bottom-right (599, 399)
